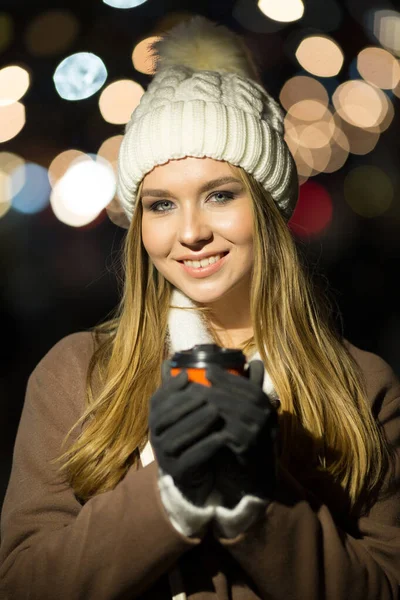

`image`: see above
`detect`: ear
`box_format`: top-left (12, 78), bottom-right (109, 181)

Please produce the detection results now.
top-left (247, 359), bottom-right (265, 388)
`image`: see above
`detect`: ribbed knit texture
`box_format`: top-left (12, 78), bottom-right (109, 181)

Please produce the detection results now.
top-left (117, 66), bottom-right (298, 222)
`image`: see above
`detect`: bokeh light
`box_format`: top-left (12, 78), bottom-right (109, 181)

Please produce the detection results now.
top-left (0, 13), bottom-right (14, 53)
top-left (0, 65), bottom-right (30, 106)
top-left (11, 163), bottom-right (51, 214)
top-left (288, 181), bottom-right (333, 237)
top-left (50, 155), bottom-right (116, 227)
top-left (25, 10), bottom-right (80, 56)
top-left (332, 80), bottom-right (388, 129)
top-left (335, 117), bottom-right (380, 155)
top-left (53, 52), bottom-right (107, 101)
top-left (344, 166), bottom-right (393, 218)
top-left (0, 152), bottom-right (25, 196)
top-left (357, 46), bottom-right (400, 89)
top-left (295, 36), bottom-right (344, 77)
top-left (233, 0), bottom-right (286, 33)
top-left (257, 0), bottom-right (304, 23)
top-left (97, 135), bottom-right (123, 175)
top-left (0, 152), bottom-right (23, 218)
top-left (0, 171), bottom-right (11, 218)
top-left (99, 80), bottom-right (144, 124)
top-left (0, 102), bottom-right (25, 142)
top-left (280, 75), bottom-right (329, 112)
top-left (373, 10), bottom-right (400, 57)
top-left (48, 149), bottom-right (87, 188)
top-left (132, 36), bottom-right (161, 75)
top-left (103, 0), bottom-right (148, 7)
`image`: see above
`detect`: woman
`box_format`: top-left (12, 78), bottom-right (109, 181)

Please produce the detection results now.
top-left (1, 16), bottom-right (399, 600)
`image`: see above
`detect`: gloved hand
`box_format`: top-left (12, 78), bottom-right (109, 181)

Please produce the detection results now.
top-left (205, 360), bottom-right (279, 508)
top-left (149, 361), bottom-right (227, 506)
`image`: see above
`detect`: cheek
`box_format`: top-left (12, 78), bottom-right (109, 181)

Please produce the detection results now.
top-left (216, 207), bottom-right (254, 245)
top-left (141, 217), bottom-right (171, 258)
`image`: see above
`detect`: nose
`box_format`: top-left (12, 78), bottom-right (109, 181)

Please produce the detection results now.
top-left (176, 206), bottom-right (213, 245)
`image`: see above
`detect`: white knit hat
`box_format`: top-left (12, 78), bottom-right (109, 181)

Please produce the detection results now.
top-left (116, 17), bottom-right (298, 224)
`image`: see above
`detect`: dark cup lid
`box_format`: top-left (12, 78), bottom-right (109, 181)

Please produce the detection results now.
top-left (170, 343), bottom-right (246, 369)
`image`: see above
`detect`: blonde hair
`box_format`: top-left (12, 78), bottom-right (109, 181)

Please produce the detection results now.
top-left (58, 166), bottom-right (390, 514)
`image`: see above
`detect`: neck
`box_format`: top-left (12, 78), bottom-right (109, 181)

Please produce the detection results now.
top-left (202, 281), bottom-right (253, 345)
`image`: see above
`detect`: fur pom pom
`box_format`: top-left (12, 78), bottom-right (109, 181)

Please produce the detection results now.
top-left (151, 16), bottom-right (260, 81)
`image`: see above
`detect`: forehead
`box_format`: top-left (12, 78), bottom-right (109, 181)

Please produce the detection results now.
top-left (142, 157), bottom-right (237, 188)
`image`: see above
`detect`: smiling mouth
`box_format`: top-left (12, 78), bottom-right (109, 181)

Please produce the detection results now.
top-left (178, 251), bottom-right (229, 266)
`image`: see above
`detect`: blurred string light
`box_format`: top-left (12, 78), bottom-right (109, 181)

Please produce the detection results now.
top-left (24, 10), bottom-right (80, 57)
top-left (295, 36), bottom-right (344, 77)
top-left (344, 166), bottom-right (393, 218)
top-left (278, 63), bottom-right (396, 179)
top-left (50, 154), bottom-right (116, 227)
top-left (289, 181), bottom-right (333, 238)
top-left (97, 135), bottom-right (123, 175)
top-left (0, 65), bottom-right (30, 105)
top-left (11, 163), bottom-right (50, 215)
top-left (0, 13), bottom-right (14, 53)
top-left (99, 80), bottom-right (144, 124)
top-left (336, 117), bottom-right (380, 155)
top-left (0, 171), bottom-right (11, 218)
top-left (48, 149), bottom-right (87, 187)
top-left (103, 0), bottom-right (148, 8)
top-left (0, 152), bottom-right (24, 219)
top-left (53, 52), bottom-right (107, 101)
top-left (0, 102), bottom-right (25, 142)
top-left (357, 47), bottom-right (400, 89)
top-left (373, 9), bottom-right (400, 56)
top-left (280, 75), bottom-right (329, 113)
top-left (257, 0), bottom-right (304, 23)
top-left (132, 37), bottom-right (161, 75)
top-left (332, 80), bottom-right (391, 129)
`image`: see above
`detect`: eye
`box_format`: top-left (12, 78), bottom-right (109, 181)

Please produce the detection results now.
top-left (209, 191), bottom-right (235, 204)
top-left (149, 200), bottom-right (174, 213)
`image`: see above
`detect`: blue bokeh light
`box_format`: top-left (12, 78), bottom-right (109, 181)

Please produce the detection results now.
top-left (11, 163), bottom-right (51, 214)
top-left (53, 52), bottom-right (107, 101)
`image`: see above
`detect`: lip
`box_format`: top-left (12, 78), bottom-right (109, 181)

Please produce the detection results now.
top-left (176, 250), bottom-right (229, 261)
top-left (178, 252), bottom-right (229, 279)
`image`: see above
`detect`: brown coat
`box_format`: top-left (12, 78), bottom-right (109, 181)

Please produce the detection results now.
top-left (1, 332), bottom-right (400, 599)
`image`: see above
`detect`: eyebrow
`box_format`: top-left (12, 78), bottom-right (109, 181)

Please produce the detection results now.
top-left (141, 176), bottom-right (243, 199)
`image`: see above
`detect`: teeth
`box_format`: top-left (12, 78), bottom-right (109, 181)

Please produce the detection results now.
top-left (183, 253), bottom-right (223, 268)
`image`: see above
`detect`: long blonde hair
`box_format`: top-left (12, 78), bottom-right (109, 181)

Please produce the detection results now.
top-left (58, 165), bottom-right (391, 514)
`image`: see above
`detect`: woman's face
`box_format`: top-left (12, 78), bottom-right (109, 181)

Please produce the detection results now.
top-left (141, 157), bottom-right (254, 305)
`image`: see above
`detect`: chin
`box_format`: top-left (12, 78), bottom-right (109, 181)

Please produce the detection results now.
top-left (176, 282), bottom-right (231, 305)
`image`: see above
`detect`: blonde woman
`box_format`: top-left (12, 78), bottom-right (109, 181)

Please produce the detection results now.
top-left (1, 17), bottom-right (399, 600)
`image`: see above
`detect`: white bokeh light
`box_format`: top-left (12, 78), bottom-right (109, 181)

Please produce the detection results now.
top-left (258, 0), bottom-right (304, 23)
top-left (103, 0), bottom-right (148, 7)
top-left (53, 52), bottom-right (107, 101)
top-left (50, 155), bottom-right (116, 227)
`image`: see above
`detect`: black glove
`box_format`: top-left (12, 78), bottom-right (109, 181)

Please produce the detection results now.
top-left (149, 361), bottom-right (227, 506)
top-left (205, 360), bottom-right (279, 508)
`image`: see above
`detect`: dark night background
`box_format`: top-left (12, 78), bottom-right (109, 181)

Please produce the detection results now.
top-left (0, 0), bottom-right (399, 508)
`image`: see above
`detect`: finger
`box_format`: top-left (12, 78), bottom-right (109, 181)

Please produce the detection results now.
top-left (206, 386), bottom-right (263, 424)
top-left (206, 364), bottom-right (254, 396)
top-left (160, 403), bottom-right (223, 456)
top-left (178, 430), bottom-right (229, 472)
top-left (150, 390), bottom-right (208, 436)
top-left (150, 370), bottom-right (190, 411)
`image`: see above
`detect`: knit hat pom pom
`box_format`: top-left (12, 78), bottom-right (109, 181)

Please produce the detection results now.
top-left (152, 16), bottom-right (260, 82)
